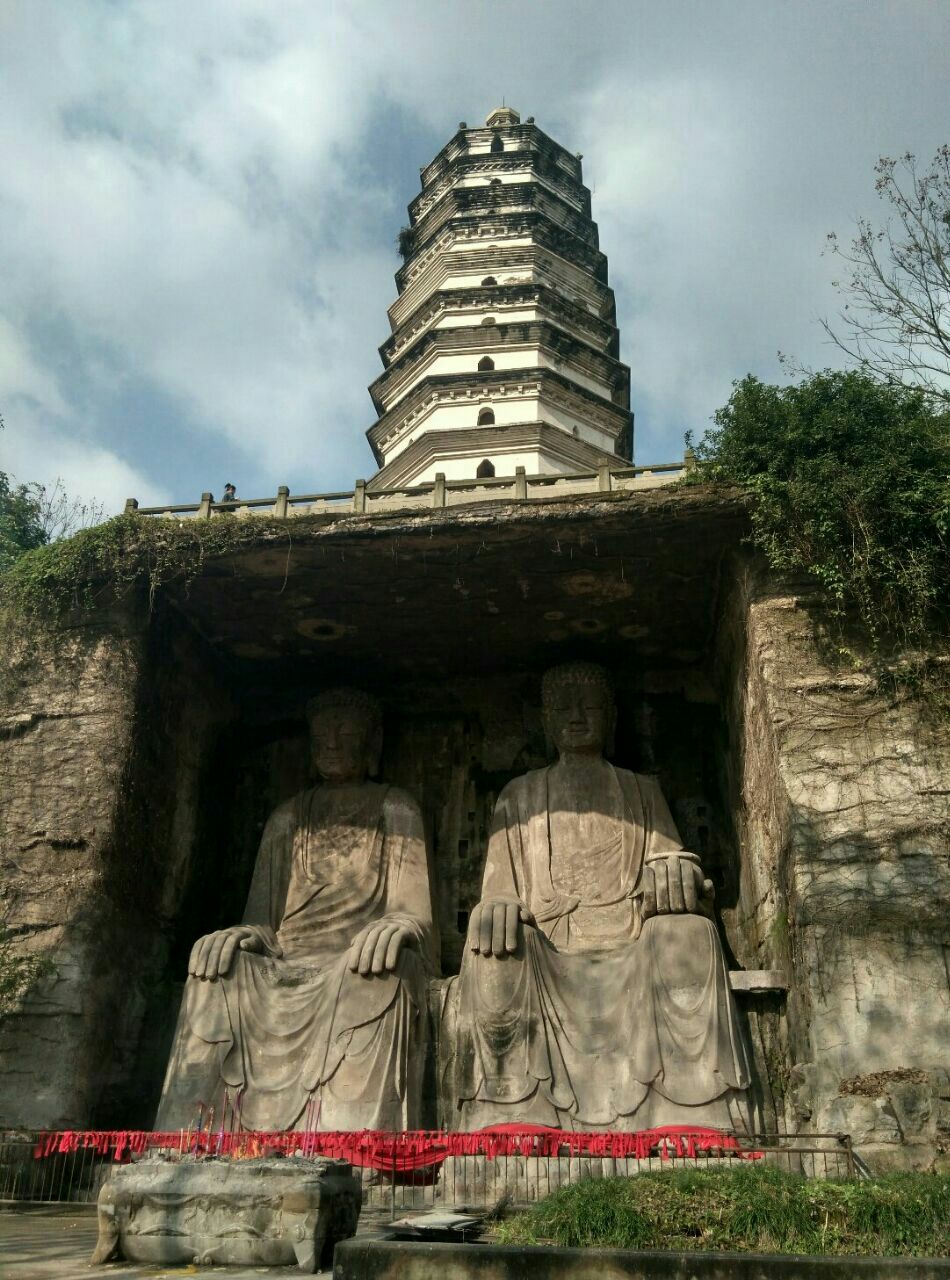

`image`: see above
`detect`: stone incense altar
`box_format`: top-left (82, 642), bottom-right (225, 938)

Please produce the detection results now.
top-left (91, 1156), bottom-right (361, 1272)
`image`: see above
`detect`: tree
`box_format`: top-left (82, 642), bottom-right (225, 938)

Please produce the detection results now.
top-left (0, 415), bottom-right (104, 570)
top-left (0, 471), bottom-right (47, 570)
top-left (823, 147), bottom-right (950, 406)
top-left (694, 371), bottom-right (950, 657)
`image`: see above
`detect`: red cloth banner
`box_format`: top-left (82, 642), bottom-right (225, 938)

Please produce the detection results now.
top-left (32, 1125), bottom-right (761, 1171)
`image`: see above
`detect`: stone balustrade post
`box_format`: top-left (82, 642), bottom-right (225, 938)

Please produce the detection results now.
top-left (598, 465), bottom-right (612, 492)
top-left (515, 466), bottom-right (527, 500)
top-left (198, 492), bottom-right (213, 519)
top-left (275, 486), bottom-right (290, 518)
top-left (123, 498), bottom-right (139, 515)
top-left (433, 473), bottom-right (446, 508)
top-left (353, 480), bottom-right (366, 513)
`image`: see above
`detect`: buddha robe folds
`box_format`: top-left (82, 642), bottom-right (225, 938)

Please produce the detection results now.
top-left (449, 764), bottom-right (750, 1130)
top-left (156, 783), bottom-right (435, 1133)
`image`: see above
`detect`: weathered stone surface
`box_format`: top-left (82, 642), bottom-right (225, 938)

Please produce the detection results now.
top-left (718, 556), bottom-right (950, 1170)
top-left (0, 605), bottom-right (232, 1128)
top-left (91, 1156), bottom-right (360, 1272)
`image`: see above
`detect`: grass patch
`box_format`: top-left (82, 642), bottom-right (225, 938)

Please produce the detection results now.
top-left (492, 1166), bottom-right (949, 1257)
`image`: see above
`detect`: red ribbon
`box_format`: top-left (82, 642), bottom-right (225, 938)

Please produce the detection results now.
top-left (32, 1125), bottom-right (761, 1171)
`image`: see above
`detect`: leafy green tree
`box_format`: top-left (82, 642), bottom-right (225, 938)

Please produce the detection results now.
top-left (0, 414), bottom-right (104, 570)
top-left (0, 473), bottom-right (48, 570)
top-left (695, 370), bottom-right (950, 658)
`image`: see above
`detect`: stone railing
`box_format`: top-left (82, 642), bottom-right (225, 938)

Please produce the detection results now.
top-left (125, 458), bottom-right (693, 522)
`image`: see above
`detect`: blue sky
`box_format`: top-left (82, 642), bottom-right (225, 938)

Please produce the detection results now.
top-left (1, 0), bottom-right (948, 514)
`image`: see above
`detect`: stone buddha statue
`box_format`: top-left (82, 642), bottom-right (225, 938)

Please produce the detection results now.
top-left (155, 688), bottom-right (436, 1134)
top-left (446, 661), bottom-right (750, 1131)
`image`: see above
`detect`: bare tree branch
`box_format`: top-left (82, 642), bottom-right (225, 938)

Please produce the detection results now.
top-left (823, 146), bottom-right (950, 405)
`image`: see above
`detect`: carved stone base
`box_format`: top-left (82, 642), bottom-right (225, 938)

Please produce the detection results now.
top-left (91, 1156), bottom-right (361, 1272)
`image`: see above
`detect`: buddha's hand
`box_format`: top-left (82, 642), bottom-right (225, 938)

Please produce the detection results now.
top-left (639, 854), bottom-right (713, 919)
top-left (188, 926), bottom-right (281, 981)
top-left (468, 899), bottom-right (536, 957)
top-left (348, 921), bottom-right (415, 976)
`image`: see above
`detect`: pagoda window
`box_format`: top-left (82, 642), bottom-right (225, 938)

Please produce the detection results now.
top-left (476, 459), bottom-right (496, 477)
top-left (489, 178), bottom-right (502, 186)
top-left (481, 276), bottom-right (497, 286)
top-left (490, 134), bottom-right (504, 154)
top-left (481, 316), bottom-right (496, 325)
top-left (477, 408), bottom-right (495, 425)
top-left (478, 356), bottom-right (495, 371)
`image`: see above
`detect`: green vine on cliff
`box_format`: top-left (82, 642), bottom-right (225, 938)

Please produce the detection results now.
top-left (0, 512), bottom-right (303, 690)
top-left (1, 512), bottom-right (295, 615)
top-left (0, 927), bottom-right (55, 1020)
top-left (690, 370), bottom-right (950, 710)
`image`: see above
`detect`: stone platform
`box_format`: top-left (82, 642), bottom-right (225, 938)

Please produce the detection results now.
top-left (0, 1202), bottom-right (398, 1280)
top-left (91, 1157), bottom-right (361, 1273)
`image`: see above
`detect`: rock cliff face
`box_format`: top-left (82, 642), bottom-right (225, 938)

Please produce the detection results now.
top-left (0, 605), bottom-right (231, 1128)
top-left (0, 614), bottom-right (143, 1127)
top-left (718, 558), bottom-right (950, 1170)
top-left (0, 493), bottom-right (945, 1167)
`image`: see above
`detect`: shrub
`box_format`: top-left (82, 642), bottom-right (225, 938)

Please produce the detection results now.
top-left (494, 1167), bottom-right (950, 1256)
top-left (692, 370), bottom-right (950, 701)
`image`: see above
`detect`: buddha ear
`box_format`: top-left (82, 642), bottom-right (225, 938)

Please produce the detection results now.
top-left (605, 705), bottom-right (617, 758)
top-left (366, 725), bottom-right (384, 778)
top-left (541, 708), bottom-right (557, 761)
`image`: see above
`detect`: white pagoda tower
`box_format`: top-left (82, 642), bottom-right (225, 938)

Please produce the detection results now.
top-left (366, 107), bottom-right (633, 487)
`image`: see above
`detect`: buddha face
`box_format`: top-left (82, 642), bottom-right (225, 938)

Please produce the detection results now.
top-left (543, 680), bottom-right (615, 757)
top-left (309, 705), bottom-right (377, 783)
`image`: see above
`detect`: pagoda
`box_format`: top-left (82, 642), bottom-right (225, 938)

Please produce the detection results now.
top-left (366, 107), bottom-right (633, 487)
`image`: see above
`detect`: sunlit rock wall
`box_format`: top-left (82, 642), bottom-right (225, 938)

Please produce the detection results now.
top-left (719, 556), bottom-right (950, 1170)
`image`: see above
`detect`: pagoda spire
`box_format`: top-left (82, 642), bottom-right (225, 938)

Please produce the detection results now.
top-left (366, 109), bottom-right (632, 488)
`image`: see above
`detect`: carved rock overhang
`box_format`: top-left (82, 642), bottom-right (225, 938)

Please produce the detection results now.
top-left (156, 487), bottom-right (749, 712)
top-left (379, 285), bottom-right (620, 366)
top-left (369, 321), bottom-right (630, 416)
top-left (366, 366), bottom-right (633, 464)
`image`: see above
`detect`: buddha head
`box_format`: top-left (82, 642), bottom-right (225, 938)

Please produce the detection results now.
top-left (541, 661), bottom-right (616, 758)
top-left (306, 687), bottom-right (383, 783)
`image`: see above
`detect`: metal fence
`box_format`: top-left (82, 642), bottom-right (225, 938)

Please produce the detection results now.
top-left (0, 1133), bottom-right (110, 1205)
top-left (366, 1132), bottom-right (858, 1214)
top-left (1, 1130), bottom-right (857, 1215)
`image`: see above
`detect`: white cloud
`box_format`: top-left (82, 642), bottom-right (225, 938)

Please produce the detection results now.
top-left (0, 0), bottom-right (947, 502)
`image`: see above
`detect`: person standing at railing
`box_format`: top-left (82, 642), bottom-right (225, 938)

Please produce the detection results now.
top-left (222, 483), bottom-right (237, 503)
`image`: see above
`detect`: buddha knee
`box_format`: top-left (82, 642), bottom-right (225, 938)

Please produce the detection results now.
top-left (643, 912), bottom-right (718, 984)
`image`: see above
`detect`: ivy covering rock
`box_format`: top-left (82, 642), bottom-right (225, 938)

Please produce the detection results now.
top-left (690, 369), bottom-right (950, 707)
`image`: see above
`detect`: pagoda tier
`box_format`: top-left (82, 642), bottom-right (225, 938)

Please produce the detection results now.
top-left (366, 108), bottom-right (633, 488)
